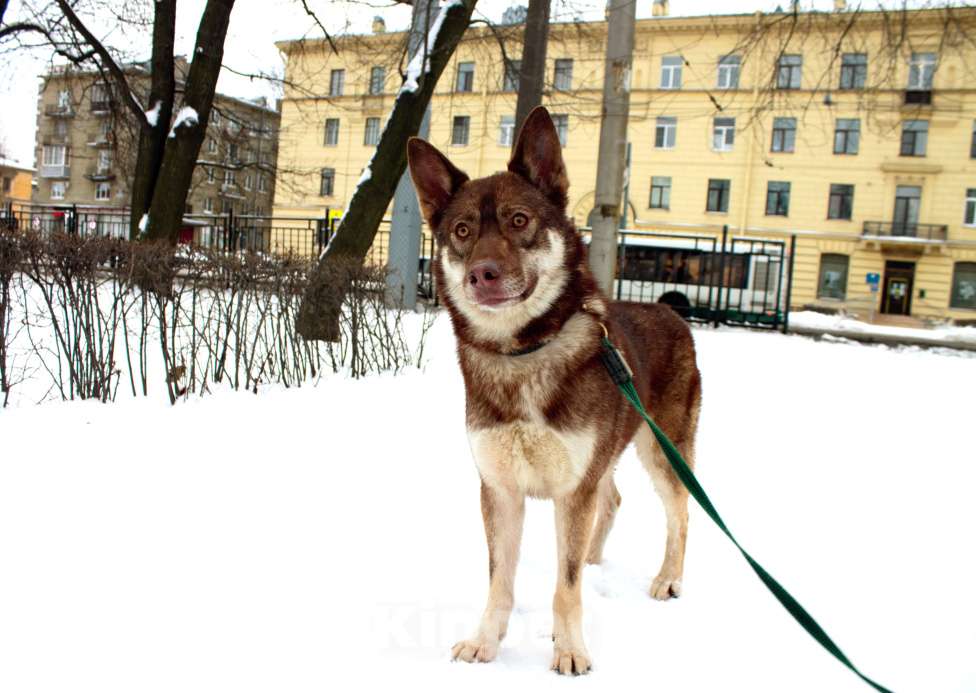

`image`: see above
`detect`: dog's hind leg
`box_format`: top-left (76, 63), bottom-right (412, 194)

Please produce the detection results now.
top-left (635, 426), bottom-right (692, 600)
top-left (452, 481), bottom-right (525, 664)
top-left (585, 471), bottom-right (621, 565)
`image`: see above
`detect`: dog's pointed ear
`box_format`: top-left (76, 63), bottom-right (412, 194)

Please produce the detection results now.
top-left (507, 107), bottom-right (569, 209)
top-left (407, 137), bottom-right (469, 229)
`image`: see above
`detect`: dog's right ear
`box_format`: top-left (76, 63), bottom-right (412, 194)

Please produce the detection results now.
top-left (407, 138), bottom-right (469, 229)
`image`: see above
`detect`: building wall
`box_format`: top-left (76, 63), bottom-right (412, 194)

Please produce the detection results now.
top-left (273, 8), bottom-right (976, 322)
top-left (33, 67), bottom-right (281, 221)
top-left (0, 164), bottom-right (33, 203)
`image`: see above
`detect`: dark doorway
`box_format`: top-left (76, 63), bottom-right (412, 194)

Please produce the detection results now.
top-left (882, 260), bottom-right (915, 315)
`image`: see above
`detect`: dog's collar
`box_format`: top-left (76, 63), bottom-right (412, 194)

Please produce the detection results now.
top-left (504, 340), bottom-right (550, 357)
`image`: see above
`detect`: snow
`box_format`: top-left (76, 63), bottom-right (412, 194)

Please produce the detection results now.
top-left (145, 101), bottom-right (162, 127)
top-left (400, 0), bottom-right (466, 95)
top-left (1, 318), bottom-right (974, 693)
top-left (790, 310), bottom-right (976, 346)
top-left (357, 164), bottom-right (372, 187)
top-left (138, 213), bottom-right (148, 233)
top-left (168, 106), bottom-right (199, 138)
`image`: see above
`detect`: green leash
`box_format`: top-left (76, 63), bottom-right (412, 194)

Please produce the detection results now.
top-left (599, 336), bottom-right (893, 693)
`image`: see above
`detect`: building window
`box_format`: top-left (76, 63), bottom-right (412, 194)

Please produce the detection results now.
top-left (369, 66), bottom-right (385, 95)
top-left (908, 52), bottom-right (936, 90)
top-left (660, 55), bottom-right (683, 89)
top-left (502, 60), bottom-right (520, 92)
top-left (320, 168), bottom-right (335, 196)
top-left (712, 117), bottom-right (735, 151)
top-left (329, 69), bottom-right (345, 96)
top-left (776, 54), bottom-right (802, 89)
top-left (224, 169), bottom-right (236, 186)
top-left (552, 113), bottom-right (568, 146)
top-left (456, 62), bottom-right (475, 92)
top-left (228, 143), bottom-right (239, 162)
top-left (706, 178), bottom-right (730, 213)
top-left (364, 117), bottom-right (381, 146)
top-left (900, 120), bottom-right (928, 156)
top-left (211, 109), bottom-right (221, 126)
top-left (828, 184), bottom-right (854, 220)
top-left (554, 58), bottom-right (573, 90)
top-left (90, 82), bottom-right (111, 110)
top-left (965, 188), bottom-right (976, 226)
top-left (207, 137), bottom-right (217, 154)
top-left (95, 182), bottom-right (111, 201)
top-left (57, 89), bottom-right (71, 109)
top-left (834, 118), bottom-right (860, 155)
top-left (324, 118), bottom-right (340, 146)
top-left (258, 174), bottom-right (267, 192)
top-left (451, 116), bottom-right (470, 146)
top-left (1, 176), bottom-right (10, 194)
top-left (771, 117), bottom-right (797, 153)
top-left (498, 115), bottom-right (515, 146)
top-left (649, 176), bottom-right (671, 209)
top-left (951, 262), bottom-right (976, 309)
top-left (54, 119), bottom-right (68, 138)
top-left (654, 116), bottom-right (676, 149)
top-left (817, 254), bottom-right (849, 300)
top-left (971, 121), bottom-right (976, 158)
top-left (50, 181), bottom-right (65, 200)
top-left (42, 145), bottom-right (67, 166)
top-left (97, 150), bottom-right (111, 173)
top-left (717, 54), bottom-right (740, 89)
top-left (765, 181), bottom-right (791, 216)
top-left (839, 53), bottom-right (867, 89)
top-left (203, 197), bottom-right (213, 213)
top-left (244, 174), bottom-right (253, 191)
top-left (206, 167), bottom-right (215, 183)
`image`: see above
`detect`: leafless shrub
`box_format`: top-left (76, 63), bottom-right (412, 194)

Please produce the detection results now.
top-left (1, 231), bottom-right (433, 407)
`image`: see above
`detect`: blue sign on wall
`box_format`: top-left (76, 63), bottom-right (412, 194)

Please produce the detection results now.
top-left (866, 272), bottom-right (881, 286)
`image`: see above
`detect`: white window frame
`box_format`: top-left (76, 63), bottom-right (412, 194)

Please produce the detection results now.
top-left (712, 118), bottom-right (735, 152)
top-left (908, 52), bottom-right (936, 90)
top-left (203, 197), bottom-right (214, 213)
top-left (660, 55), bottom-right (683, 89)
top-left (42, 145), bottom-right (67, 166)
top-left (244, 173), bottom-right (253, 191)
top-left (258, 174), bottom-right (267, 193)
top-left (654, 116), bottom-right (676, 149)
top-left (498, 115), bottom-right (515, 146)
top-left (965, 188), bottom-right (976, 227)
top-left (329, 69), bottom-right (345, 97)
top-left (552, 113), bottom-right (568, 147)
top-left (97, 150), bottom-right (111, 173)
top-left (717, 55), bottom-right (740, 89)
top-left (554, 59), bottom-right (573, 91)
top-left (50, 181), bottom-right (66, 200)
top-left (324, 118), bottom-right (340, 146)
top-left (364, 117), bottom-right (381, 146)
top-left (95, 182), bottom-right (111, 201)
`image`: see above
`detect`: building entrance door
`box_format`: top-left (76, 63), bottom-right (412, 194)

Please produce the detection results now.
top-left (882, 260), bottom-right (915, 315)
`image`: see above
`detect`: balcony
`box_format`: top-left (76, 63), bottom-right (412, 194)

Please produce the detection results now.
top-left (90, 99), bottom-right (114, 114)
top-left (87, 131), bottom-right (114, 148)
top-left (219, 183), bottom-right (245, 199)
top-left (40, 165), bottom-right (71, 179)
top-left (862, 221), bottom-right (947, 241)
top-left (44, 104), bottom-right (75, 117)
top-left (85, 165), bottom-right (115, 181)
top-left (42, 132), bottom-right (70, 145)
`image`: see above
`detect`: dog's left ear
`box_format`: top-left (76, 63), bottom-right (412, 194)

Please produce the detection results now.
top-left (507, 107), bottom-right (569, 209)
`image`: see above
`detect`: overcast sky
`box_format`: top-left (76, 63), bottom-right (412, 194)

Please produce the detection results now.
top-left (0, 0), bottom-right (899, 165)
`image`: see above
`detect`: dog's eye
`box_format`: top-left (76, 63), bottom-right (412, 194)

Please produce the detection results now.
top-left (512, 212), bottom-right (529, 228)
top-left (455, 223), bottom-right (470, 238)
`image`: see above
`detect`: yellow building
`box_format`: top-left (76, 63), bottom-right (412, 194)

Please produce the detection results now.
top-left (273, 5), bottom-right (976, 322)
top-left (0, 157), bottom-right (34, 208)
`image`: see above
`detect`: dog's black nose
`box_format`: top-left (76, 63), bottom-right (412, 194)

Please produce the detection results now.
top-left (468, 261), bottom-right (501, 286)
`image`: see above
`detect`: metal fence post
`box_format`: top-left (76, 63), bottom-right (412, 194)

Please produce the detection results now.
top-left (714, 224), bottom-right (728, 327)
top-left (783, 233), bottom-right (797, 334)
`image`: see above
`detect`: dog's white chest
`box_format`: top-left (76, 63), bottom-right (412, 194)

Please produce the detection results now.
top-left (468, 422), bottom-right (595, 498)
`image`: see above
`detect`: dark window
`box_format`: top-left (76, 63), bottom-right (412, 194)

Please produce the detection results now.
top-left (971, 120), bottom-right (976, 158)
top-left (655, 116), bottom-right (676, 149)
top-left (456, 62), bottom-right (475, 92)
top-left (839, 53), bottom-right (867, 89)
top-left (765, 181), bottom-right (791, 216)
top-left (712, 117), bottom-right (735, 151)
top-left (552, 114), bottom-right (568, 146)
top-left (324, 118), bottom-right (339, 146)
top-left (329, 69), bottom-right (345, 96)
top-left (776, 54), bottom-right (802, 89)
top-left (771, 117), bottom-right (797, 152)
top-left (364, 117), bottom-right (380, 146)
top-left (828, 184), bottom-right (854, 220)
top-left (964, 188), bottom-right (976, 226)
top-left (649, 176), bottom-right (671, 209)
top-left (900, 120), bottom-right (928, 157)
top-left (706, 178), bottom-right (730, 213)
top-left (320, 168), bottom-right (335, 196)
top-left (554, 59), bottom-right (573, 90)
top-left (834, 118), bottom-right (860, 154)
top-left (817, 254), bottom-right (849, 299)
top-left (950, 262), bottom-right (976, 309)
top-left (452, 116), bottom-right (470, 145)
top-left (503, 60), bottom-right (520, 92)
top-left (369, 66), bottom-right (385, 95)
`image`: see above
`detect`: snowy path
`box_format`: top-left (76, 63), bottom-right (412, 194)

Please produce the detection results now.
top-left (1, 320), bottom-right (974, 692)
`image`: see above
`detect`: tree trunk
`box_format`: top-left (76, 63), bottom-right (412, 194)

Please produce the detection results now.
top-left (297, 0), bottom-right (478, 341)
top-left (144, 0), bottom-right (236, 244)
top-left (130, 0), bottom-right (176, 239)
top-left (513, 0), bottom-right (550, 141)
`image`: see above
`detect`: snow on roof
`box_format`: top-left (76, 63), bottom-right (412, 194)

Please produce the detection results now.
top-left (0, 157), bottom-right (35, 172)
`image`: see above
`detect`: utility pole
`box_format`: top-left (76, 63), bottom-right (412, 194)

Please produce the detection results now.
top-left (513, 0), bottom-right (551, 139)
top-left (587, 0), bottom-right (636, 293)
top-left (385, 0), bottom-right (437, 309)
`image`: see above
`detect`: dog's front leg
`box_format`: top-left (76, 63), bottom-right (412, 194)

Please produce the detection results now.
top-left (452, 481), bottom-right (525, 664)
top-left (552, 486), bottom-right (597, 675)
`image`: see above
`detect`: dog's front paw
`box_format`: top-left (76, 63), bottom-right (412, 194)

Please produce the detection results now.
top-left (650, 572), bottom-right (683, 600)
top-left (551, 646), bottom-right (591, 675)
top-left (451, 638), bottom-right (499, 663)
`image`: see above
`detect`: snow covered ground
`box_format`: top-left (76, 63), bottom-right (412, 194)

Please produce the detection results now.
top-left (790, 309), bottom-right (976, 347)
top-left (1, 316), bottom-right (974, 693)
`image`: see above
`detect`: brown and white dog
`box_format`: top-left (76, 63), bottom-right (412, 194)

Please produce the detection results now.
top-left (407, 107), bottom-right (702, 675)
